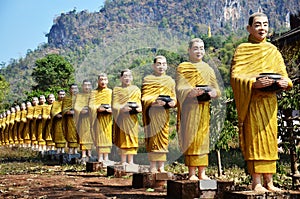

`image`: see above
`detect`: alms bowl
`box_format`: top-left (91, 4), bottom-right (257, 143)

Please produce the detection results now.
top-left (257, 73), bottom-right (282, 92)
top-left (196, 85), bottom-right (211, 102)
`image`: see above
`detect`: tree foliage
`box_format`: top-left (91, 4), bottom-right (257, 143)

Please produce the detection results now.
top-left (32, 54), bottom-right (75, 93)
top-left (0, 74), bottom-right (10, 112)
top-left (215, 87), bottom-right (239, 151)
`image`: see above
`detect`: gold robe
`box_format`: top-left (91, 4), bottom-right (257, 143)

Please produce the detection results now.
top-left (42, 104), bottom-right (52, 146)
top-left (19, 109), bottom-right (28, 144)
top-left (230, 35), bottom-right (293, 173)
top-left (176, 61), bottom-right (220, 166)
top-left (4, 115), bottom-right (10, 145)
top-left (26, 106), bottom-right (35, 145)
top-left (74, 93), bottom-right (93, 150)
top-left (112, 85), bottom-right (141, 154)
top-left (0, 118), bottom-right (3, 145)
top-left (14, 110), bottom-right (21, 144)
top-left (33, 104), bottom-right (45, 145)
top-left (9, 112), bottom-right (15, 144)
top-left (0, 116), bottom-right (6, 145)
top-left (51, 101), bottom-right (66, 148)
top-left (89, 88), bottom-right (112, 153)
top-left (62, 94), bottom-right (78, 148)
top-left (4, 116), bottom-right (9, 145)
top-left (142, 74), bottom-right (176, 161)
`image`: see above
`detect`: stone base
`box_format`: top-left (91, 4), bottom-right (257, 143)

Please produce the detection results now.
top-left (47, 150), bottom-right (57, 155)
top-left (167, 179), bottom-right (220, 199)
top-left (59, 153), bottom-right (81, 164)
top-left (292, 174), bottom-right (300, 190)
top-left (223, 190), bottom-right (300, 199)
top-left (107, 164), bottom-right (150, 177)
top-left (167, 180), bottom-right (199, 199)
top-left (107, 165), bottom-right (127, 177)
top-left (86, 162), bottom-right (103, 172)
top-left (217, 180), bottom-right (235, 199)
top-left (43, 150), bottom-right (57, 161)
top-left (199, 179), bottom-right (217, 190)
top-left (132, 172), bottom-right (174, 188)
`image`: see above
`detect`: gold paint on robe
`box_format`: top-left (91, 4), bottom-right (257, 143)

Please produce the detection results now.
top-left (230, 35), bottom-right (293, 163)
top-left (176, 61), bottom-right (220, 166)
top-left (142, 74), bottom-right (176, 158)
top-left (89, 88), bottom-right (112, 151)
top-left (112, 85), bottom-right (141, 154)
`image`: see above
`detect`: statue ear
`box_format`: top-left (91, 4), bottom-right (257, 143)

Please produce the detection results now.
top-left (246, 25), bottom-right (251, 33)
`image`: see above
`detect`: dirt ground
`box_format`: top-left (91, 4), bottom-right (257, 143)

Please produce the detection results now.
top-left (0, 170), bottom-right (167, 199)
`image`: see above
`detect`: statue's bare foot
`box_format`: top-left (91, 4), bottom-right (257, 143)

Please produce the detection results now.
top-left (121, 162), bottom-right (129, 166)
top-left (199, 175), bottom-right (210, 180)
top-left (253, 184), bottom-right (269, 192)
top-left (158, 167), bottom-right (166, 173)
top-left (150, 167), bottom-right (158, 173)
top-left (189, 175), bottom-right (199, 181)
top-left (265, 184), bottom-right (282, 192)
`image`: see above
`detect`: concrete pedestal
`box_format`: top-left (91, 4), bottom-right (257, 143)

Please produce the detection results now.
top-left (59, 153), bottom-right (81, 164)
top-left (167, 180), bottom-right (199, 199)
top-left (86, 162), bottom-right (104, 172)
top-left (107, 165), bottom-right (127, 177)
top-left (223, 190), bottom-right (300, 199)
top-left (132, 172), bottom-right (174, 188)
top-left (217, 180), bottom-right (235, 199)
top-left (44, 150), bottom-right (57, 160)
top-left (107, 164), bottom-right (150, 177)
top-left (166, 179), bottom-right (218, 199)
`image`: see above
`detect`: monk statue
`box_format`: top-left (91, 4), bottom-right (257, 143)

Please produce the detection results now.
top-left (230, 12), bottom-right (292, 192)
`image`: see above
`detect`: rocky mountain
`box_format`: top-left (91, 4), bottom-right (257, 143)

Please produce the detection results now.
top-left (47, 0), bottom-right (298, 49)
top-left (1, 0), bottom-right (299, 104)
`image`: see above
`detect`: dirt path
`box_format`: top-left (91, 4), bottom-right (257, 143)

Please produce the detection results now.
top-left (0, 172), bottom-right (167, 199)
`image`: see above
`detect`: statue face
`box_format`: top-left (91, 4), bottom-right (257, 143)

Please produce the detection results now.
top-left (15, 105), bottom-right (20, 111)
top-left (21, 103), bottom-right (26, 110)
top-left (152, 57), bottom-right (167, 76)
top-left (39, 96), bottom-right (46, 105)
top-left (188, 41), bottom-right (205, 63)
top-left (48, 94), bottom-right (56, 104)
top-left (70, 85), bottom-right (78, 95)
top-left (57, 91), bottom-right (65, 101)
top-left (247, 16), bottom-right (269, 41)
top-left (32, 97), bottom-right (38, 106)
top-left (120, 71), bottom-right (133, 86)
top-left (82, 81), bottom-right (92, 93)
top-left (26, 101), bottom-right (32, 108)
top-left (98, 76), bottom-right (108, 88)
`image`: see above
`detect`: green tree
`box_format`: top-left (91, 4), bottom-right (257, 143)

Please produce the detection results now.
top-left (32, 54), bottom-right (75, 92)
top-left (0, 74), bottom-right (10, 112)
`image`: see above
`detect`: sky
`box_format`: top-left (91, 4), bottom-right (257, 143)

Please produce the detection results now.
top-left (0, 0), bottom-right (105, 65)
